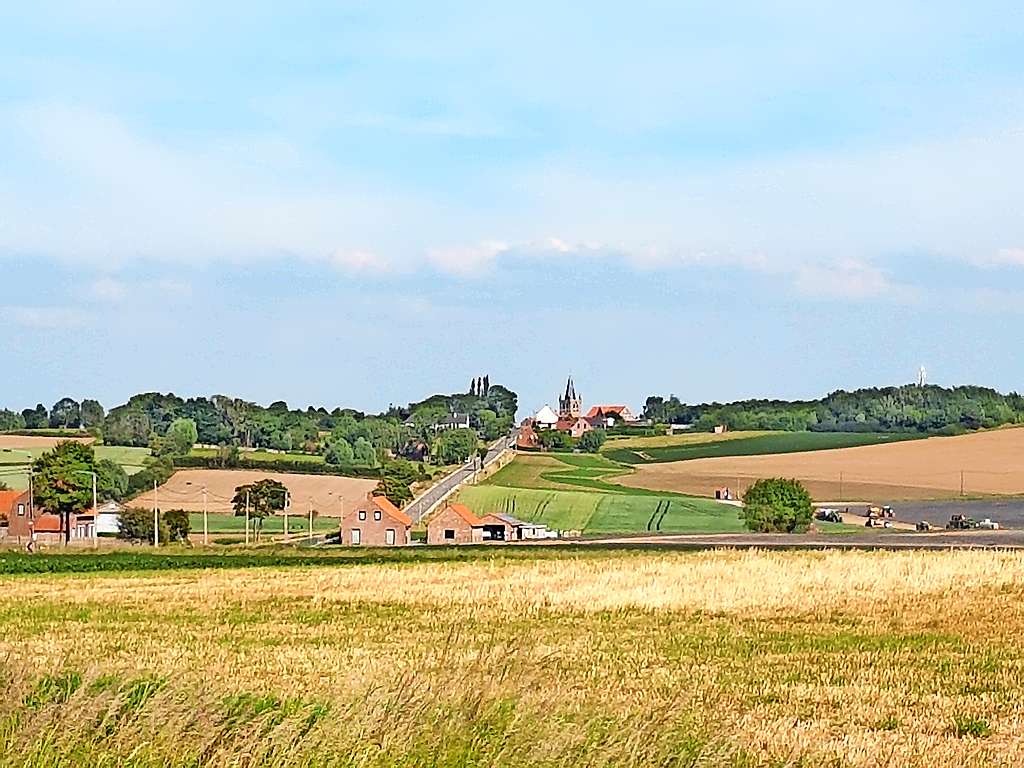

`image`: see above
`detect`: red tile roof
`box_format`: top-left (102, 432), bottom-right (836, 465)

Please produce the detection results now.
top-left (0, 490), bottom-right (26, 513)
top-left (446, 503), bottom-right (484, 527)
top-left (371, 494), bottom-right (413, 527)
top-left (585, 405), bottom-right (630, 419)
top-left (33, 514), bottom-right (62, 533)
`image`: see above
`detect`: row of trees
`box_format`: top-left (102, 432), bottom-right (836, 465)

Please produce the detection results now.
top-left (644, 385), bottom-right (1024, 434)
top-left (2, 382), bottom-right (518, 468)
top-left (532, 429), bottom-right (606, 453)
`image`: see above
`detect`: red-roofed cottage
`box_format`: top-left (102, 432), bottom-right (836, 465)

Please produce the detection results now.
top-left (584, 405), bottom-right (638, 427)
top-left (426, 503), bottom-right (484, 545)
top-left (339, 493), bottom-right (412, 546)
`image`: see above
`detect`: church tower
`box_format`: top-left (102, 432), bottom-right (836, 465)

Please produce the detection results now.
top-left (558, 377), bottom-right (583, 419)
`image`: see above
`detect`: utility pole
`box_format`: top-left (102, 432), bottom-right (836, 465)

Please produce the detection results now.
top-left (245, 489), bottom-right (251, 546)
top-left (153, 480), bottom-right (159, 547)
top-left (308, 497), bottom-right (313, 542)
top-left (283, 491), bottom-right (290, 540)
top-left (839, 472), bottom-right (844, 502)
top-left (91, 472), bottom-right (98, 549)
top-left (960, 470), bottom-right (965, 497)
top-left (202, 486), bottom-right (209, 546)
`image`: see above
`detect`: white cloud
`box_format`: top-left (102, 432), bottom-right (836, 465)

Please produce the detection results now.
top-left (427, 240), bottom-right (509, 275)
top-left (89, 277), bottom-right (127, 301)
top-left (974, 247), bottom-right (1024, 267)
top-left (792, 260), bottom-right (914, 302)
top-left (2, 99), bottom-right (1023, 290)
top-left (2, 306), bottom-right (88, 329)
top-left (326, 249), bottom-right (392, 274)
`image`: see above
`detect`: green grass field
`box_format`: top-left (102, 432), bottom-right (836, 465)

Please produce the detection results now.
top-left (603, 431), bottom-right (923, 464)
top-left (456, 454), bottom-right (744, 534)
top-left (0, 445), bottom-right (151, 490)
top-left (187, 513), bottom-right (339, 535)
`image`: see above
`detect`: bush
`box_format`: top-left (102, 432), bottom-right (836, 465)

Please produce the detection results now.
top-left (172, 455), bottom-right (383, 478)
top-left (578, 430), bottom-right (607, 453)
top-left (117, 507), bottom-right (170, 544)
top-left (740, 478), bottom-right (813, 533)
top-left (164, 509), bottom-right (191, 543)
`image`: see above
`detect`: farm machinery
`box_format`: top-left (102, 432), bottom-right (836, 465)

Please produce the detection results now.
top-left (946, 514), bottom-right (1000, 531)
top-left (864, 504), bottom-right (895, 528)
top-left (814, 508), bottom-right (843, 523)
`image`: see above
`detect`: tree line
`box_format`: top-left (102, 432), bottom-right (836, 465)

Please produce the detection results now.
top-left (0, 381), bottom-right (518, 468)
top-left (643, 385), bottom-right (1024, 434)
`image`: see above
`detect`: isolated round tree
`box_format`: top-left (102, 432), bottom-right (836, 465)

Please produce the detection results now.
top-left (740, 478), bottom-right (813, 533)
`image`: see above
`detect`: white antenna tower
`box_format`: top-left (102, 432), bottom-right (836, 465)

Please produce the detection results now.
top-left (917, 365), bottom-right (927, 387)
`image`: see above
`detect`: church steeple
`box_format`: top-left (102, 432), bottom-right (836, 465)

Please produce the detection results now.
top-left (558, 376), bottom-right (582, 419)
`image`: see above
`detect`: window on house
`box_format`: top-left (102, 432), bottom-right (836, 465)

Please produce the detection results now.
top-left (385, 528), bottom-right (396, 545)
top-left (351, 528), bottom-right (361, 545)
top-left (358, 510), bottom-right (366, 521)
top-left (17, 504), bottom-right (25, 516)
top-left (373, 510), bottom-right (381, 521)
top-left (444, 529), bottom-right (455, 540)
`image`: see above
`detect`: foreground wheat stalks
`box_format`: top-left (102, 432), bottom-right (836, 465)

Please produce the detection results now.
top-left (2, 549), bottom-right (1023, 767)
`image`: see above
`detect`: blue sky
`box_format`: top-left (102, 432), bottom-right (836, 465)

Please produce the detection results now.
top-left (2, 2), bottom-right (1024, 416)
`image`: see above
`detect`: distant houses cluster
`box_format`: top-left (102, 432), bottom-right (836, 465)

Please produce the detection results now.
top-left (1, 490), bottom-right (122, 546)
top-left (334, 493), bottom-right (555, 548)
top-left (518, 377), bottom-right (639, 448)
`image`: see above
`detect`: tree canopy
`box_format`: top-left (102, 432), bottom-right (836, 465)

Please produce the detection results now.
top-left (32, 442), bottom-right (99, 543)
top-left (431, 428), bottom-right (479, 465)
top-left (739, 478), bottom-right (813, 533)
top-left (644, 385), bottom-right (1024, 434)
top-left (232, 479), bottom-right (288, 519)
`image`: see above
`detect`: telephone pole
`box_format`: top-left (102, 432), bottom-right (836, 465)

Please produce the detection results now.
top-left (283, 491), bottom-right (290, 540)
top-left (202, 486), bottom-right (209, 546)
top-left (153, 480), bottom-right (159, 547)
top-left (91, 472), bottom-right (97, 549)
top-left (308, 497), bottom-right (313, 542)
top-left (245, 489), bottom-right (251, 545)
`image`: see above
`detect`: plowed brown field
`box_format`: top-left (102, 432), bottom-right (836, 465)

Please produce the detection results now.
top-left (130, 469), bottom-right (378, 516)
top-left (617, 427), bottom-right (1024, 501)
top-left (0, 435), bottom-right (94, 449)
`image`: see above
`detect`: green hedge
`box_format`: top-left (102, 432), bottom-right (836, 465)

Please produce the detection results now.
top-left (172, 456), bottom-right (383, 478)
top-left (1, 429), bottom-right (90, 438)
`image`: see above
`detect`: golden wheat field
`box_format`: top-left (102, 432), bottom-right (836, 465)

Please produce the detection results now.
top-left (2, 549), bottom-right (1024, 767)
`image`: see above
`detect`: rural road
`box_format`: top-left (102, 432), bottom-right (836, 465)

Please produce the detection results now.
top-left (406, 435), bottom-right (514, 523)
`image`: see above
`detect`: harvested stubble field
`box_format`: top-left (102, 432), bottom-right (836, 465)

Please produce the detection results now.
top-left (131, 469), bottom-right (378, 517)
top-left (618, 427), bottom-right (1024, 501)
top-left (2, 549), bottom-right (1024, 767)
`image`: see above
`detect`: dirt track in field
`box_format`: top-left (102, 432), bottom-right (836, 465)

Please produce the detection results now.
top-left (616, 428), bottom-right (1024, 502)
top-left (0, 435), bottom-right (94, 449)
top-left (129, 469), bottom-right (378, 516)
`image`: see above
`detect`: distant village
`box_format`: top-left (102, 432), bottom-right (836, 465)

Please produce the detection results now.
top-left (516, 377), bottom-right (640, 449)
top-left (1, 376), bottom-right (643, 551)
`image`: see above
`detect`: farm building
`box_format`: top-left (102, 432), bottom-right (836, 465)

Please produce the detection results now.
top-left (339, 493), bottom-right (412, 546)
top-left (555, 416), bottom-right (593, 439)
top-left (533, 405), bottom-right (559, 430)
top-left (95, 500), bottom-right (124, 536)
top-left (585, 405), bottom-right (639, 427)
top-left (0, 490), bottom-right (30, 536)
top-left (477, 512), bottom-right (553, 541)
top-left (4, 497), bottom-right (97, 545)
top-left (426, 503), bottom-right (484, 544)
top-left (516, 425), bottom-right (540, 450)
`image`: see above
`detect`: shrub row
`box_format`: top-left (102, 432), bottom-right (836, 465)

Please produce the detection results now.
top-left (171, 456), bottom-right (384, 478)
